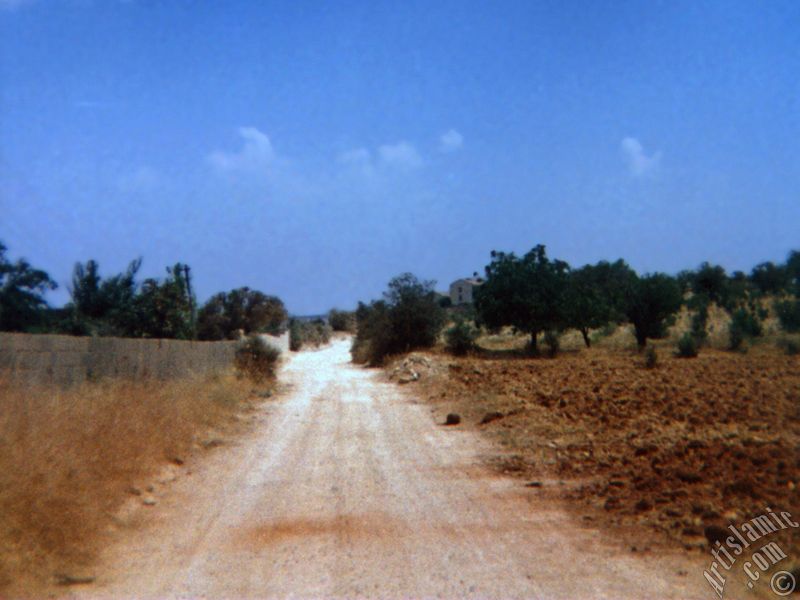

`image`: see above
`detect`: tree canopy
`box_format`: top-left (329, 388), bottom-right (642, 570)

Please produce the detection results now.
top-left (351, 273), bottom-right (444, 364)
top-left (474, 245), bottom-right (569, 351)
top-left (197, 287), bottom-right (287, 340)
top-left (0, 242), bottom-right (57, 332)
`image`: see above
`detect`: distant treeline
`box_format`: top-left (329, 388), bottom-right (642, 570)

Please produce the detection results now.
top-left (0, 241), bottom-right (287, 340)
top-left (2, 240), bottom-right (798, 349)
top-left (351, 245), bottom-right (800, 364)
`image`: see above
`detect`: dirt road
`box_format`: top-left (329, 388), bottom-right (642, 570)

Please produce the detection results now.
top-left (71, 339), bottom-right (707, 599)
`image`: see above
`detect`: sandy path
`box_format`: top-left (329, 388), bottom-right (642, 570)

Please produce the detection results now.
top-left (69, 338), bottom-right (708, 599)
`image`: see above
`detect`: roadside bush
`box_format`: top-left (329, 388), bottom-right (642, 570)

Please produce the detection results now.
top-left (289, 319), bottom-right (332, 351)
top-left (352, 273), bottom-right (444, 365)
top-left (328, 309), bottom-right (356, 332)
top-left (289, 320), bottom-right (302, 351)
top-left (676, 332), bottom-right (699, 358)
top-left (234, 335), bottom-right (280, 382)
top-left (445, 318), bottom-right (478, 356)
top-left (775, 299), bottom-right (800, 333)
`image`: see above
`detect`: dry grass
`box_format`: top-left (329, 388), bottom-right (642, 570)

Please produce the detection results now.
top-left (0, 371), bottom-right (263, 595)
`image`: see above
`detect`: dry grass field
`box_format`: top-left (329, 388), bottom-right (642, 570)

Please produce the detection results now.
top-left (0, 371), bottom-right (273, 596)
top-left (409, 322), bottom-right (800, 592)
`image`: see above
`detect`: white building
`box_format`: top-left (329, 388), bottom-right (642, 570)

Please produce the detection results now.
top-left (449, 277), bottom-right (484, 305)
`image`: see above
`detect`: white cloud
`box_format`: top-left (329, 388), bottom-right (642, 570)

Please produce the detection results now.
top-left (207, 127), bottom-right (275, 173)
top-left (378, 141), bottom-right (423, 169)
top-left (621, 137), bottom-right (661, 177)
top-left (439, 129), bottom-right (464, 153)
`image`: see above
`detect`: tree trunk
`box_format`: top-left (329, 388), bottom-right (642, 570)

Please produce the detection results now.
top-left (528, 331), bottom-right (538, 355)
top-left (581, 328), bottom-right (591, 348)
top-left (635, 329), bottom-right (647, 349)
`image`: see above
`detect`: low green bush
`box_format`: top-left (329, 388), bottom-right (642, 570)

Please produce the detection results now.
top-left (778, 337), bottom-right (800, 356)
top-left (328, 309), bottom-right (356, 332)
top-left (543, 330), bottom-right (560, 357)
top-left (728, 307), bottom-right (762, 351)
top-left (676, 332), bottom-right (699, 358)
top-left (289, 319), bottom-right (332, 351)
top-left (775, 299), bottom-right (800, 333)
top-left (445, 318), bottom-right (478, 356)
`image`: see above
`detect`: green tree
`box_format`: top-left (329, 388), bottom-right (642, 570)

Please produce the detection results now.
top-left (67, 258), bottom-right (142, 335)
top-left (691, 262), bottom-right (729, 305)
top-left (474, 245), bottom-right (570, 353)
top-left (197, 287), bottom-right (287, 340)
top-left (0, 241), bottom-right (57, 331)
top-left (70, 259), bottom-right (104, 318)
top-left (785, 249), bottom-right (800, 294)
top-left (134, 263), bottom-right (195, 339)
top-left (351, 273), bottom-right (444, 365)
top-left (563, 260), bottom-right (635, 347)
top-left (750, 261), bottom-right (788, 295)
top-left (328, 308), bottom-right (356, 332)
top-left (774, 299), bottom-right (800, 333)
top-left (623, 273), bottom-right (682, 349)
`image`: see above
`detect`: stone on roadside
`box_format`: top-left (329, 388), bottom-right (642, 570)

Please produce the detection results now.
top-left (445, 413), bottom-right (461, 426)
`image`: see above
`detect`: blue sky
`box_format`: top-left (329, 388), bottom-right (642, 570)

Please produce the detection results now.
top-left (1, 0), bottom-right (798, 314)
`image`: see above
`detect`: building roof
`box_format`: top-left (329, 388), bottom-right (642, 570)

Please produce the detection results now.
top-left (451, 277), bottom-right (484, 286)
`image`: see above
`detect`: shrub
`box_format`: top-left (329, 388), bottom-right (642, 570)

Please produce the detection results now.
top-left (728, 306), bottom-right (762, 351)
top-left (689, 296), bottom-right (709, 345)
top-left (728, 324), bottom-right (745, 351)
top-left (590, 322), bottom-right (618, 345)
top-left (328, 309), bottom-right (356, 332)
top-left (289, 319), bottom-right (332, 351)
top-left (543, 330), bottom-right (560, 357)
top-left (352, 273), bottom-right (444, 365)
top-left (445, 318), bottom-right (478, 356)
top-left (778, 338), bottom-right (799, 356)
top-left (289, 320), bottom-right (303, 351)
top-left (234, 335), bottom-right (280, 382)
top-left (644, 346), bottom-right (658, 369)
top-left (775, 299), bottom-right (800, 333)
top-left (676, 332), bottom-right (699, 358)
